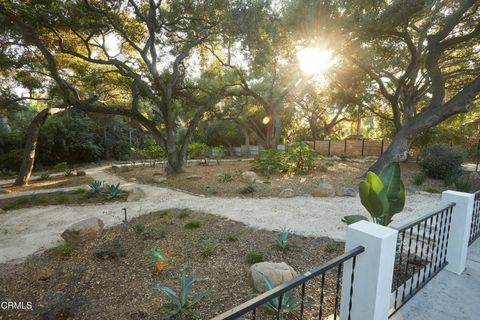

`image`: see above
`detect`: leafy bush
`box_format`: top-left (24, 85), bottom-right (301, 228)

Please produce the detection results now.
top-left (274, 227), bottom-right (290, 252)
top-left (413, 172), bottom-right (426, 186)
top-left (240, 183), bottom-right (256, 194)
top-left (55, 241), bottom-right (75, 256)
top-left (454, 176), bottom-right (472, 192)
top-left (245, 252), bottom-right (264, 264)
top-left (64, 168), bottom-right (74, 176)
top-left (140, 145), bottom-right (165, 160)
top-left (188, 142), bottom-right (208, 159)
top-left (252, 149), bottom-right (284, 176)
top-left (323, 242), bottom-right (337, 254)
top-left (185, 220), bottom-right (201, 229)
top-left (177, 210), bottom-right (190, 219)
top-left (54, 162), bottom-right (68, 172)
top-left (282, 143), bottom-right (315, 174)
top-left (157, 271), bottom-right (208, 319)
top-left (40, 172), bottom-right (51, 180)
top-left (132, 223), bottom-right (145, 234)
top-left (418, 144), bottom-right (464, 181)
top-left (343, 162), bottom-right (405, 226)
top-left (227, 234), bottom-right (238, 242)
top-left (199, 241), bottom-right (215, 258)
top-left (104, 183), bottom-right (121, 199)
top-left (218, 172), bottom-right (234, 183)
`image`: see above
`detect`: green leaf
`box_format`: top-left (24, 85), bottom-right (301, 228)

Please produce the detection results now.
top-left (189, 291), bottom-right (209, 306)
top-left (342, 215), bottom-right (369, 224)
top-left (367, 186), bottom-right (387, 218)
top-left (366, 172), bottom-right (384, 194)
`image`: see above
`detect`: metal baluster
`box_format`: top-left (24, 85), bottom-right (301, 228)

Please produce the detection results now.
top-left (251, 308), bottom-right (256, 320)
top-left (298, 282), bottom-right (305, 319)
top-left (318, 273), bottom-right (325, 319)
top-left (333, 264), bottom-right (342, 320)
top-left (348, 256), bottom-right (357, 320)
top-left (423, 216), bottom-right (434, 283)
top-left (417, 219), bottom-right (428, 289)
top-left (394, 230), bottom-right (406, 310)
top-left (428, 212), bottom-right (440, 278)
top-left (437, 208), bottom-right (448, 270)
top-left (409, 223), bottom-right (421, 295)
top-left (401, 226), bottom-right (414, 303)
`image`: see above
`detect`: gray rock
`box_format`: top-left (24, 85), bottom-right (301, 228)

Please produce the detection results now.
top-left (153, 177), bottom-right (167, 184)
top-left (120, 166), bottom-right (133, 172)
top-left (279, 188), bottom-right (295, 198)
top-left (127, 187), bottom-right (146, 202)
top-left (61, 218), bottom-right (104, 245)
top-left (405, 187), bottom-right (417, 195)
top-left (248, 262), bottom-right (298, 293)
top-left (76, 170), bottom-right (86, 176)
top-left (336, 187), bottom-right (357, 197)
top-left (312, 182), bottom-right (335, 197)
top-left (128, 177), bottom-right (137, 182)
top-left (90, 239), bottom-right (126, 259)
top-left (186, 174), bottom-right (202, 180)
top-left (0, 208), bottom-right (5, 214)
top-left (241, 171), bottom-right (257, 184)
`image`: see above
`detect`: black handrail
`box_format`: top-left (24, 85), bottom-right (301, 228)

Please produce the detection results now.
top-left (392, 203), bottom-right (455, 233)
top-left (211, 246), bottom-right (365, 320)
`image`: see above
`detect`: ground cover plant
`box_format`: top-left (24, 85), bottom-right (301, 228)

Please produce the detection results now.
top-left (0, 210), bottom-right (344, 320)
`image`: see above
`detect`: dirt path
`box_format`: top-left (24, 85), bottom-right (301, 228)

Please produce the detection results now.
top-left (0, 165), bottom-right (441, 264)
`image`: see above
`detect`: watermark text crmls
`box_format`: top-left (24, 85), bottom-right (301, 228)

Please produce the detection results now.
top-left (1, 301), bottom-right (33, 310)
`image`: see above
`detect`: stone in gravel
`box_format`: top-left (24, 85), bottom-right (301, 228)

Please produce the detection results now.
top-left (153, 177), bottom-right (167, 184)
top-left (153, 172), bottom-right (163, 176)
top-left (76, 170), bottom-right (86, 176)
top-left (187, 175), bottom-right (202, 180)
top-left (241, 171), bottom-right (257, 184)
top-left (279, 188), bottom-right (295, 198)
top-left (336, 187), bottom-right (357, 197)
top-left (248, 262), bottom-right (298, 293)
top-left (128, 177), bottom-right (137, 182)
top-left (0, 208), bottom-right (5, 214)
top-left (61, 218), bottom-right (104, 245)
top-left (311, 182), bottom-right (335, 197)
top-left (127, 187), bottom-right (146, 202)
top-left (120, 166), bottom-right (132, 172)
top-left (90, 239), bottom-right (126, 259)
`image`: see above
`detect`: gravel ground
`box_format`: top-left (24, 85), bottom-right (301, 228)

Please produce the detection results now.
top-left (0, 164), bottom-right (441, 264)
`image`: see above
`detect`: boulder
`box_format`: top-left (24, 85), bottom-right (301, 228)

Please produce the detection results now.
top-left (153, 176), bottom-right (167, 184)
top-left (279, 188), bottom-right (295, 198)
top-left (61, 218), bottom-right (104, 245)
top-left (76, 170), bottom-right (86, 176)
top-left (248, 262), bottom-right (298, 293)
top-left (241, 171), bottom-right (257, 184)
top-left (186, 174), bottom-right (202, 180)
top-left (120, 166), bottom-right (133, 172)
top-left (127, 187), bottom-right (146, 202)
top-left (311, 182), bottom-right (335, 197)
top-left (111, 165), bottom-right (119, 171)
top-left (336, 187), bottom-right (357, 197)
top-left (128, 177), bottom-right (137, 183)
top-left (90, 239), bottom-right (126, 259)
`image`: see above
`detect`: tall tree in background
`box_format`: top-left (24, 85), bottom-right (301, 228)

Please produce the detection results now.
top-left (0, 0), bottom-right (229, 183)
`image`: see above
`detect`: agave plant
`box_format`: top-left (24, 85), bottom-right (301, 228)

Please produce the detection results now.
top-left (259, 272), bottom-right (302, 319)
top-left (343, 162), bottom-right (406, 226)
top-left (88, 180), bottom-right (103, 194)
top-left (274, 227), bottom-right (290, 251)
top-left (104, 183), bottom-right (121, 199)
top-left (157, 271), bottom-right (208, 319)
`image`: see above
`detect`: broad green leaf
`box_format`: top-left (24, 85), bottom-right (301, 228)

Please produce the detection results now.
top-left (341, 215), bottom-right (369, 224)
top-left (367, 187), bottom-right (386, 218)
top-left (359, 180), bottom-right (373, 214)
top-left (366, 172), bottom-right (384, 194)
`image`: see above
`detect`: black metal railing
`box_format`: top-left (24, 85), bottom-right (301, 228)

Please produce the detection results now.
top-left (389, 203), bottom-right (455, 317)
top-left (469, 191), bottom-right (480, 245)
top-left (211, 246), bottom-right (365, 320)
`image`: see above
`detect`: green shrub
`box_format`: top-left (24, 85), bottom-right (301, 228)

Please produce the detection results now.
top-left (40, 172), bottom-right (51, 180)
top-left (199, 241), bottom-right (215, 258)
top-left (53, 162), bottom-right (68, 172)
top-left (251, 149), bottom-right (284, 176)
top-left (104, 183), bottom-right (121, 199)
top-left (274, 227), bottom-right (290, 252)
top-left (245, 252), bottom-right (264, 264)
top-left (89, 180), bottom-right (103, 194)
top-left (323, 242), bottom-right (337, 254)
top-left (185, 220), bottom-right (201, 229)
top-left (418, 144), bottom-right (464, 181)
top-left (413, 172), bottom-right (426, 186)
top-left (240, 183), bottom-right (256, 194)
top-left (55, 241), bottom-right (75, 256)
top-left (132, 223), bottom-right (145, 234)
top-left (454, 176), bottom-right (472, 192)
top-left (177, 210), bottom-right (190, 219)
top-left (139, 145), bottom-right (165, 160)
top-left (424, 187), bottom-right (441, 193)
top-left (64, 168), bottom-right (74, 176)
top-left (188, 142), bottom-right (208, 159)
top-left (218, 172), bottom-right (234, 183)
top-left (227, 234), bottom-right (238, 242)
top-left (282, 143), bottom-right (315, 174)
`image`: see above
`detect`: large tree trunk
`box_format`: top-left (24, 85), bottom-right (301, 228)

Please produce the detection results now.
top-left (14, 108), bottom-right (63, 186)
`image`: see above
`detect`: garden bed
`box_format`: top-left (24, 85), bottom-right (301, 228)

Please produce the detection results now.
top-left (111, 159), bottom-right (447, 198)
top-left (0, 188), bottom-right (128, 211)
top-left (0, 210), bottom-right (344, 319)
top-left (0, 175), bottom-right (93, 193)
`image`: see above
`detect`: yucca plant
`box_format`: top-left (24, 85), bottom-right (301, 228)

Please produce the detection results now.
top-left (274, 227), bottom-right (290, 252)
top-left (88, 180), bottom-right (103, 194)
top-left (259, 272), bottom-right (302, 319)
top-left (104, 183), bottom-right (121, 199)
top-left (157, 271), bottom-right (208, 319)
top-left (342, 162), bottom-right (406, 226)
